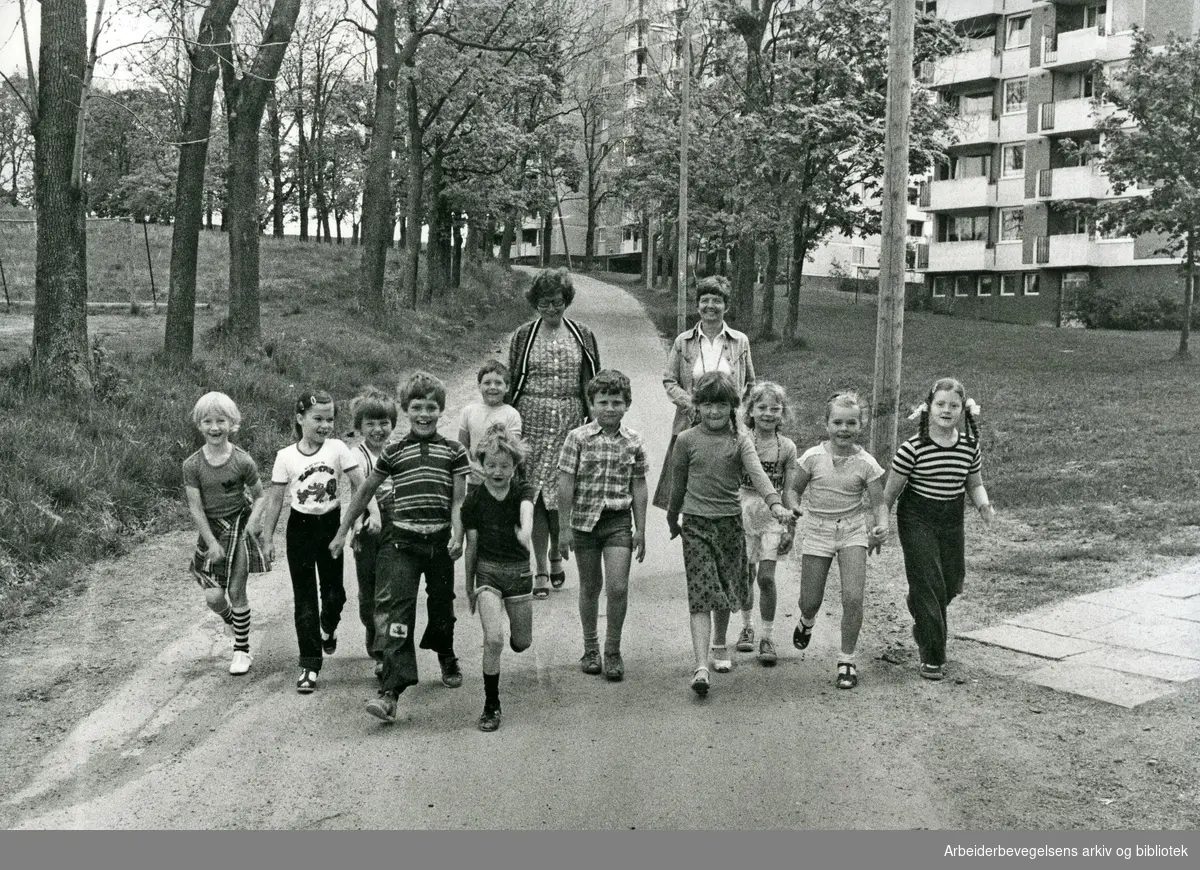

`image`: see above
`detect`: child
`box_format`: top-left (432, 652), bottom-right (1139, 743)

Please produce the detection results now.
top-left (666, 372), bottom-right (791, 696)
top-left (457, 360), bottom-right (523, 494)
top-left (734, 381), bottom-right (801, 666)
top-left (182, 391), bottom-right (270, 675)
top-left (256, 390), bottom-right (364, 694)
top-left (791, 392), bottom-right (889, 690)
top-left (883, 378), bottom-right (994, 681)
top-left (348, 387), bottom-right (393, 681)
top-left (462, 425), bottom-right (535, 731)
top-left (557, 370), bottom-right (649, 681)
top-left (330, 371), bottom-right (470, 724)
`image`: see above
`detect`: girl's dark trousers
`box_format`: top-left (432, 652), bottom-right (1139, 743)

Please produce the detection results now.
top-left (897, 491), bottom-right (965, 668)
top-left (286, 510), bottom-right (347, 671)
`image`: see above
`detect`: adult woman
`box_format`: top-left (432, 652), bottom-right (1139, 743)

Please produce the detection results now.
top-left (507, 269), bottom-right (601, 598)
top-left (653, 275), bottom-right (756, 511)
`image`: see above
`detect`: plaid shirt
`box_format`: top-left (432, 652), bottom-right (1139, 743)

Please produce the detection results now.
top-left (558, 421), bottom-right (647, 532)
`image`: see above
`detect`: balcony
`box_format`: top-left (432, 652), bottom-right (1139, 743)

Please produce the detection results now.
top-left (1038, 97), bottom-right (1107, 135)
top-left (1032, 234), bottom-right (1139, 267)
top-left (1000, 47), bottom-right (1029, 79)
top-left (926, 176), bottom-right (992, 211)
top-left (993, 241), bottom-right (1024, 270)
top-left (930, 46), bottom-right (1000, 86)
top-left (1042, 28), bottom-right (1135, 71)
top-left (947, 112), bottom-right (997, 146)
top-left (938, 0), bottom-right (1004, 21)
top-left (928, 241), bottom-right (990, 272)
top-left (1038, 165), bottom-right (1116, 200)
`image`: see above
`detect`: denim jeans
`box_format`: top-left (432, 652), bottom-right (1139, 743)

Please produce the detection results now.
top-left (897, 491), bottom-right (965, 667)
top-left (375, 532), bottom-right (456, 694)
top-left (285, 510), bottom-right (346, 671)
top-left (355, 531), bottom-right (382, 661)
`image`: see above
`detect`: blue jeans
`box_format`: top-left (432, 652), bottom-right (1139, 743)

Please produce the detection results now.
top-left (375, 532), bottom-right (456, 694)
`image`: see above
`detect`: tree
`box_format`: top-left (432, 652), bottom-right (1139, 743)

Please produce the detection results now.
top-left (164, 0), bottom-right (239, 366)
top-left (218, 0), bottom-right (303, 346)
top-left (32, 0), bottom-right (92, 395)
top-left (1094, 27), bottom-right (1200, 360)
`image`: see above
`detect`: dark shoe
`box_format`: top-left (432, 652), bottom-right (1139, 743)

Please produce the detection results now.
top-left (321, 630), bottom-right (337, 655)
top-left (478, 705), bottom-right (501, 732)
top-left (603, 652), bottom-right (624, 682)
top-left (366, 692), bottom-right (397, 723)
top-left (373, 660), bottom-right (384, 681)
top-left (439, 655), bottom-right (463, 688)
top-left (296, 669), bottom-right (318, 694)
top-left (792, 621), bottom-right (813, 650)
top-left (549, 568), bottom-right (566, 589)
top-left (580, 649), bottom-right (602, 675)
top-left (757, 638), bottom-right (778, 666)
top-left (836, 662), bottom-right (858, 690)
top-left (735, 625), bottom-right (755, 652)
top-left (532, 574), bottom-right (550, 600)
top-left (920, 663), bottom-right (944, 681)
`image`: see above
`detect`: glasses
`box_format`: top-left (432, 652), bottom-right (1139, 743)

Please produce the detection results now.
top-left (536, 298), bottom-right (567, 310)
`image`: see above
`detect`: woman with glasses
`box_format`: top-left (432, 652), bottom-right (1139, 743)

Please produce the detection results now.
top-left (507, 269), bottom-right (601, 598)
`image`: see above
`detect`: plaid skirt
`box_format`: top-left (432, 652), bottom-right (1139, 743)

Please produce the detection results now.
top-left (681, 514), bottom-right (750, 615)
top-left (190, 505), bottom-right (270, 590)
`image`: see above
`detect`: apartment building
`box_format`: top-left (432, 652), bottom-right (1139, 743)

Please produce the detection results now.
top-left (917, 0), bottom-right (1200, 326)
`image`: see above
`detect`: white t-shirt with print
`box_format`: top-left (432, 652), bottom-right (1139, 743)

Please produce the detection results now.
top-left (271, 438), bottom-right (360, 515)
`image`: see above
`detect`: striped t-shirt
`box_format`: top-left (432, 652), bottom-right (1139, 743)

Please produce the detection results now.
top-left (374, 432), bottom-right (469, 536)
top-left (890, 433), bottom-right (981, 500)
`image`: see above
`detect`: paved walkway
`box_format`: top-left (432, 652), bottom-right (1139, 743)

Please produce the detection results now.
top-left (959, 560), bottom-right (1200, 707)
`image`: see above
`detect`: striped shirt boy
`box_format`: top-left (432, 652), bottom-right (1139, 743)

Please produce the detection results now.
top-left (374, 431), bottom-right (470, 537)
top-left (890, 433), bottom-right (981, 500)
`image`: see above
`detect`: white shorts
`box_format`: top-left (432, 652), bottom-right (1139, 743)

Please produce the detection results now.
top-left (800, 513), bottom-right (868, 558)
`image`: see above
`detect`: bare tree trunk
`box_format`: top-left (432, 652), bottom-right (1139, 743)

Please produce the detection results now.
top-left (786, 206), bottom-right (810, 341)
top-left (1180, 228), bottom-right (1195, 360)
top-left (267, 90), bottom-right (285, 237)
top-left (219, 0), bottom-right (301, 346)
top-left (357, 0), bottom-right (396, 316)
top-left (499, 211), bottom-right (517, 267)
top-left (731, 230), bottom-right (755, 329)
top-left (164, 0), bottom-right (238, 367)
top-left (760, 230), bottom-right (778, 339)
top-left (32, 0), bottom-right (91, 395)
top-left (541, 211), bottom-right (553, 266)
top-left (426, 148), bottom-right (449, 299)
top-left (451, 212), bottom-right (463, 288)
top-left (297, 120), bottom-right (309, 240)
top-left (484, 214), bottom-right (496, 260)
top-left (403, 78), bottom-right (424, 307)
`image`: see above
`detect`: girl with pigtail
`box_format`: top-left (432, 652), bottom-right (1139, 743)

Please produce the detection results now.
top-left (883, 378), bottom-right (995, 682)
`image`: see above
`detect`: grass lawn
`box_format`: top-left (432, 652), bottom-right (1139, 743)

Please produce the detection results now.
top-left (619, 275), bottom-right (1200, 620)
top-left (0, 234), bottom-right (531, 625)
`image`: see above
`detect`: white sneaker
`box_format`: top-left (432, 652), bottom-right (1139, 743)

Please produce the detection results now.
top-left (229, 650), bottom-right (253, 675)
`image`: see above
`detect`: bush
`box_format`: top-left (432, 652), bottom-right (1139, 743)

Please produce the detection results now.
top-left (1078, 280), bottom-right (1200, 330)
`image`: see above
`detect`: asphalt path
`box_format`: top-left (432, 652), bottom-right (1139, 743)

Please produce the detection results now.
top-left (6, 272), bottom-right (954, 829)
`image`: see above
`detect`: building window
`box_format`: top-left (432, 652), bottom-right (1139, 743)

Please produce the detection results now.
top-left (907, 185), bottom-right (919, 205)
top-left (1000, 208), bottom-right (1024, 241)
top-left (907, 220), bottom-right (925, 238)
top-left (850, 246), bottom-right (865, 265)
top-left (1000, 274), bottom-right (1020, 296)
top-left (932, 276), bottom-right (951, 297)
top-left (1023, 273), bottom-right (1040, 296)
top-left (1084, 3), bottom-right (1107, 33)
top-left (941, 214), bottom-right (989, 242)
top-left (954, 275), bottom-right (973, 297)
top-left (1004, 79), bottom-right (1028, 114)
top-left (978, 275), bottom-right (994, 296)
top-left (1001, 144), bottom-right (1024, 178)
top-left (1005, 15), bottom-right (1031, 50)
top-left (1082, 72), bottom-right (1097, 99)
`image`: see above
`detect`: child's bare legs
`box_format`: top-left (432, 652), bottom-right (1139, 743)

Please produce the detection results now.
top-left (531, 500), bottom-right (561, 591)
top-left (505, 598), bottom-right (532, 653)
top-left (478, 591), bottom-right (507, 675)
top-left (689, 611), bottom-right (712, 670)
top-left (601, 546), bottom-right (631, 655)
top-left (710, 608), bottom-right (733, 670)
top-left (226, 544), bottom-right (251, 655)
top-left (796, 555), bottom-right (834, 648)
top-left (836, 547), bottom-right (867, 659)
top-left (756, 560), bottom-right (778, 627)
top-left (576, 548), bottom-right (604, 653)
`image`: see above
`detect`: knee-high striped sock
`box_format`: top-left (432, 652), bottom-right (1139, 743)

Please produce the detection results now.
top-left (216, 603), bottom-right (234, 625)
top-left (231, 607), bottom-right (251, 653)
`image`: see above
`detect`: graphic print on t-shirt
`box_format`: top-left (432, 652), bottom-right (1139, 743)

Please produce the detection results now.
top-left (294, 463), bottom-right (338, 505)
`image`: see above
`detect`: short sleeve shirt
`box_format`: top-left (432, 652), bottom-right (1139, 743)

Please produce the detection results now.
top-left (182, 446), bottom-right (260, 520)
top-left (739, 435), bottom-right (798, 494)
top-left (271, 438), bottom-right (360, 516)
top-left (374, 432), bottom-right (470, 535)
top-left (462, 481), bottom-right (536, 563)
top-left (558, 421), bottom-right (648, 532)
top-left (798, 442), bottom-right (885, 519)
top-left (890, 433), bottom-right (981, 500)
top-left (457, 401), bottom-right (523, 484)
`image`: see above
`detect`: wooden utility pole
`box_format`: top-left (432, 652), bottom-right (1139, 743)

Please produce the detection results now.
top-left (870, 0), bottom-right (916, 461)
top-left (676, 10), bottom-right (691, 335)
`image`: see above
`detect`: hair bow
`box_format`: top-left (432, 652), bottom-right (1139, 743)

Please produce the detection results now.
top-left (965, 398), bottom-right (981, 418)
top-left (906, 401), bottom-right (928, 421)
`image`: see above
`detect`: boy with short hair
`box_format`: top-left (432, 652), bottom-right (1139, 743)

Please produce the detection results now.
top-left (331, 372), bottom-right (470, 723)
top-left (348, 387), bottom-right (394, 680)
top-left (558, 369), bottom-right (648, 681)
top-left (457, 360), bottom-right (523, 493)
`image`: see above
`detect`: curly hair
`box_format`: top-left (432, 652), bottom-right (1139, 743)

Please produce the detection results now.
top-left (742, 380), bottom-right (792, 430)
top-left (474, 422), bottom-right (526, 468)
top-left (695, 275), bottom-right (732, 308)
top-left (524, 268), bottom-right (576, 309)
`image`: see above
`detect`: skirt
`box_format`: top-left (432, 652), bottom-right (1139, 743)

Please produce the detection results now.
top-left (190, 505), bottom-right (270, 589)
top-left (680, 514), bottom-right (750, 614)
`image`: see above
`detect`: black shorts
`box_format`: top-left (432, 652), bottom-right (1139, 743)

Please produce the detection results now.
top-left (573, 509), bottom-right (634, 552)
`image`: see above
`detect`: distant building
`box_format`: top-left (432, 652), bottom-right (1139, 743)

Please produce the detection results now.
top-left (916, 0), bottom-right (1200, 326)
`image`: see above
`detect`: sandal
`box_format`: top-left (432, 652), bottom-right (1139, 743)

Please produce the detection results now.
top-left (549, 565), bottom-right (566, 588)
top-left (836, 662), bottom-right (858, 690)
top-left (920, 663), bottom-right (944, 681)
top-left (690, 666), bottom-right (710, 696)
top-left (532, 574), bottom-right (550, 600)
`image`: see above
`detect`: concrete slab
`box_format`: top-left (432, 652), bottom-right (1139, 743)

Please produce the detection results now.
top-left (1005, 600), bottom-right (1131, 637)
top-left (1149, 621), bottom-right (1200, 661)
top-left (1075, 613), bottom-right (1196, 652)
top-left (1129, 571), bottom-right (1200, 599)
top-left (959, 624), bottom-right (1102, 659)
top-left (1070, 647), bottom-right (1200, 682)
top-left (1076, 587), bottom-right (1200, 622)
top-left (1021, 661), bottom-right (1178, 708)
